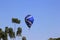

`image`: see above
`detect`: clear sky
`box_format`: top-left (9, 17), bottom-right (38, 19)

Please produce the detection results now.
top-left (0, 0), bottom-right (60, 40)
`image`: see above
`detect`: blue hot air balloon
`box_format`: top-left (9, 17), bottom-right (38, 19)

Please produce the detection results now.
top-left (25, 15), bottom-right (34, 28)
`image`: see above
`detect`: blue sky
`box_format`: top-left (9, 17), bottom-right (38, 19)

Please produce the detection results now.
top-left (0, 0), bottom-right (60, 40)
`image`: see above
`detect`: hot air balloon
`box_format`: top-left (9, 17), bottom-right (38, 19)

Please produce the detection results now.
top-left (25, 15), bottom-right (34, 28)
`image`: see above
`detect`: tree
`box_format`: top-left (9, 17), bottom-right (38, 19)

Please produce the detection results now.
top-left (0, 27), bottom-right (27, 40)
top-left (9, 28), bottom-right (15, 40)
top-left (12, 18), bottom-right (21, 40)
top-left (2, 32), bottom-right (7, 40)
top-left (5, 27), bottom-right (9, 33)
top-left (0, 28), bottom-right (2, 40)
top-left (22, 36), bottom-right (26, 40)
top-left (12, 18), bottom-right (20, 24)
top-left (16, 27), bottom-right (22, 36)
top-left (48, 38), bottom-right (54, 40)
top-left (0, 28), bottom-right (8, 40)
top-left (56, 38), bottom-right (60, 40)
top-left (48, 38), bottom-right (60, 40)
top-left (0, 18), bottom-right (28, 40)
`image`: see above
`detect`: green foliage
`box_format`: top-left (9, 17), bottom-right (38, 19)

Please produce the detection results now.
top-left (0, 28), bottom-right (8, 40)
top-left (13, 32), bottom-right (15, 38)
top-left (48, 38), bottom-right (60, 40)
top-left (56, 38), bottom-right (60, 40)
top-left (0, 18), bottom-right (27, 40)
top-left (2, 32), bottom-right (8, 40)
top-left (16, 27), bottom-right (22, 36)
top-left (12, 18), bottom-right (20, 24)
top-left (5, 27), bottom-right (9, 33)
top-left (22, 36), bottom-right (26, 40)
top-left (0, 28), bottom-right (2, 39)
top-left (9, 28), bottom-right (14, 38)
top-left (0, 27), bottom-right (27, 40)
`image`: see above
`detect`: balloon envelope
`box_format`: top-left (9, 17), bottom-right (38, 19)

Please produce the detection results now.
top-left (25, 15), bottom-right (34, 28)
